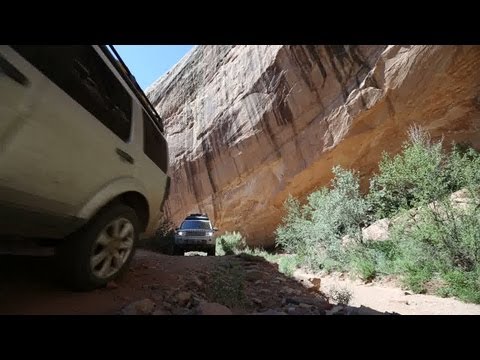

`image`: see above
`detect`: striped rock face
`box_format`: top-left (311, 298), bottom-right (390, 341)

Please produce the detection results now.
top-left (147, 45), bottom-right (480, 246)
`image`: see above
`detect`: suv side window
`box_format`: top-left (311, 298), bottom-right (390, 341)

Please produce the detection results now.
top-left (11, 45), bottom-right (132, 142)
top-left (143, 110), bottom-right (168, 173)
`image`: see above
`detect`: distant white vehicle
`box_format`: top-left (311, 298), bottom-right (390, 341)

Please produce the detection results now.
top-left (174, 213), bottom-right (218, 256)
top-left (0, 45), bottom-right (170, 290)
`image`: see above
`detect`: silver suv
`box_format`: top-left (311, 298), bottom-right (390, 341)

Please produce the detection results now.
top-left (0, 45), bottom-right (170, 290)
top-left (173, 214), bottom-right (218, 256)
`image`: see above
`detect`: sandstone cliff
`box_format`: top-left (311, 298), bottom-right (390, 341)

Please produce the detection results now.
top-left (146, 45), bottom-right (480, 246)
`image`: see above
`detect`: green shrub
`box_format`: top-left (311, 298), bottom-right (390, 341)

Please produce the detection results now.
top-left (347, 240), bottom-right (397, 281)
top-left (349, 248), bottom-right (377, 281)
top-left (274, 125), bottom-right (480, 303)
top-left (390, 198), bottom-right (480, 302)
top-left (274, 196), bottom-right (308, 255)
top-left (362, 127), bottom-right (480, 297)
top-left (368, 126), bottom-right (448, 219)
top-left (278, 255), bottom-right (300, 277)
top-left (238, 246), bottom-right (282, 263)
top-left (445, 143), bottom-right (480, 193)
top-left (216, 231), bottom-right (247, 256)
top-left (440, 269), bottom-right (480, 304)
top-left (276, 166), bottom-right (368, 272)
top-left (368, 126), bottom-right (480, 220)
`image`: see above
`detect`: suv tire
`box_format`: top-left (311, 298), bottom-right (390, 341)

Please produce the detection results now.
top-left (56, 204), bottom-right (139, 291)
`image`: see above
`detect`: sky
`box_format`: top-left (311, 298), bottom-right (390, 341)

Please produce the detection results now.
top-left (113, 45), bottom-right (195, 90)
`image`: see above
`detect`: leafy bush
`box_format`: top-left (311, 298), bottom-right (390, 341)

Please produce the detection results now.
top-left (390, 197), bottom-right (480, 301)
top-left (349, 248), bottom-right (377, 282)
top-left (238, 246), bottom-right (282, 263)
top-left (445, 143), bottom-right (480, 193)
top-left (216, 231), bottom-right (247, 256)
top-left (440, 269), bottom-right (480, 304)
top-left (276, 166), bottom-right (368, 272)
top-left (278, 255), bottom-right (300, 277)
top-left (348, 239), bottom-right (399, 281)
top-left (368, 125), bottom-right (480, 220)
top-left (368, 125), bottom-right (447, 219)
top-left (275, 125), bottom-right (480, 303)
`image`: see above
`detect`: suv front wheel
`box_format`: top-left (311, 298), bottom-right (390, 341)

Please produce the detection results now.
top-left (56, 204), bottom-right (139, 291)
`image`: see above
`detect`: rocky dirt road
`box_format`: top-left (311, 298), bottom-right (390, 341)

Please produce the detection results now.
top-left (0, 250), bottom-right (336, 315)
top-left (1, 250), bottom-right (478, 315)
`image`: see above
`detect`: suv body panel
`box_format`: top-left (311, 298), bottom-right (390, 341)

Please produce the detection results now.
top-left (0, 45), bottom-right (169, 240)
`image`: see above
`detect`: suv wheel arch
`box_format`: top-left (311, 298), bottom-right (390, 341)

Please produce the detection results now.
top-left (76, 179), bottom-right (150, 231)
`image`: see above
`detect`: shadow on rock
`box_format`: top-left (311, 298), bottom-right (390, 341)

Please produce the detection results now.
top-left (327, 304), bottom-right (399, 315)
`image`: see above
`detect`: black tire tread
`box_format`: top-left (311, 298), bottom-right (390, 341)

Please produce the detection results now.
top-left (56, 204), bottom-right (139, 291)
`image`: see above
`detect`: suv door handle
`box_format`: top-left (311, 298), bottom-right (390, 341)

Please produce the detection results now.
top-left (0, 54), bottom-right (30, 87)
top-left (116, 148), bottom-right (134, 164)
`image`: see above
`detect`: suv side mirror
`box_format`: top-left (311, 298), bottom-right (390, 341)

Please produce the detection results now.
top-left (213, 227), bottom-right (218, 231)
top-left (175, 228), bottom-right (179, 231)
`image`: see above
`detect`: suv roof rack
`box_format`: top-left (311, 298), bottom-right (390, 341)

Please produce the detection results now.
top-left (186, 213), bottom-right (209, 219)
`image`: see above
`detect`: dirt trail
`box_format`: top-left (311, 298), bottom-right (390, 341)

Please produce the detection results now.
top-left (0, 250), bottom-right (333, 315)
top-left (312, 272), bottom-right (480, 315)
top-left (1, 249), bottom-right (478, 315)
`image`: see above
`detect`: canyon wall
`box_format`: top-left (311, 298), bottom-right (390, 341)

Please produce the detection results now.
top-left (146, 45), bottom-right (480, 246)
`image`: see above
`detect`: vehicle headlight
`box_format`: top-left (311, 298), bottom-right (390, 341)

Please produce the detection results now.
top-left (177, 231), bottom-right (185, 236)
top-left (206, 231), bottom-right (214, 236)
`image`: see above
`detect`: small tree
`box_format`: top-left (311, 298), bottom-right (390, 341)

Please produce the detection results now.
top-left (275, 166), bottom-right (368, 271)
top-left (368, 125), bottom-right (448, 219)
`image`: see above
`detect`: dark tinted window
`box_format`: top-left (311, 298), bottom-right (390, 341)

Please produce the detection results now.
top-left (12, 45), bottom-right (132, 141)
top-left (143, 110), bottom-right (168, 173)
top-left (180, 220), bottom-right (211, 230)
